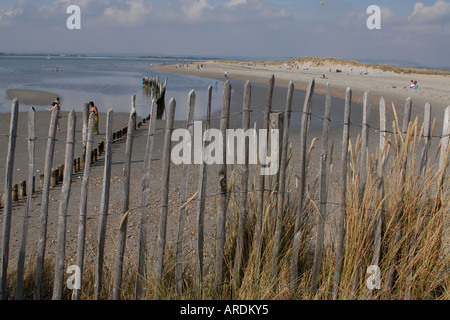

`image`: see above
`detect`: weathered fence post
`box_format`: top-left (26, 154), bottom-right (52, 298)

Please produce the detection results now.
top-left (255, 75), bottom-right (275, 278)
top-left (368, 97), bottom-right (387, 300)
top-left (271, 82), bottom-right (294, 280)
top-left (402, 97), bottom-right (412, 134)
top-left (438, 106), bottom-right (449, 250)
top-left (196, 86), bottom-right (213, 291)
top-left (268, 112), bottom-right (283, 191)
top-left (155, 98), bottom-right (176, 299)
top-left (175, 90), bottom-right (196, 297)
top-left (215, 81), bottom-right (232, 289)
top-left (374, 97), bottom-right (387, 260)
top-left (82, 103), bottom-right (89, 168)
top-left (34, 104), bottom-right (59, 300)
top-left (438, 106), bottom-right (449, 177)
top-left (311, 83), bottom-right (332, 291)
top-left (290, 78), bottom-right (315, 286)
top-left (72, 113), bottom-right (95, 300)
top-left (94, 109), bottom-right (114, 300)
top-left (419, 103), bottom-right (432, 174)
top-left (112, 106), bottom-right (137, 300)
top-left (15, 107), bottom-right (36, 300)
top-left (52, 110), bottom-right (77, 300)
top-left (233, 81), bottom-right (252, 292)
top-left (131, 94), bottom-right (136, 126)
top-left (359, 91), bottom-right (371, 196)
top-left (332, 87), bottom-right (352, 299)
top-left (135, 99), bottom-right (158, 299)
top-left (0, 99), bottom-right (19, 300)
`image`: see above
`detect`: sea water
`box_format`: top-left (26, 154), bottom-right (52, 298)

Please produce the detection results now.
top-left (0, 56), bottom-right (224, 120)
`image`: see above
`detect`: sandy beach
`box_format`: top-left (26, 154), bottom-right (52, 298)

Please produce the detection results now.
top-left (154, 59), bottom-right (450, 128)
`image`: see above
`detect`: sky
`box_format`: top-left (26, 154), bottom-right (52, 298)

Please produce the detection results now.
top-left (0, 0), bottom-right (449, 67)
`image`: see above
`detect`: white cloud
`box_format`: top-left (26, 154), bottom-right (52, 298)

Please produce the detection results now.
top-left (226, 0), bottom-right (246, 9)
top-left (0, 4), bottom-right (24, 23)
top-left (381, 6), bottom-right (396, 23)
top-left (103, 0), bottom-right (152, 26)
top-left (169, 0), bottom-right (289, 23)
top-left (261, 7), bottom-right (289, 18)
top-left (181, 0), bottom-right (213, 22)
top-left (409, 0), bottom-right (450, 24)
top-left (37, 0), bottom-right (99, 17)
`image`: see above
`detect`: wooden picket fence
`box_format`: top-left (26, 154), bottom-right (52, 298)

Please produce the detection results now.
top-left (0, 75), bottom-right (448, 300)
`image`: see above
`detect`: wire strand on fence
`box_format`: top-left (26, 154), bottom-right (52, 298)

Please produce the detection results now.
top-left (8, 181), bottom-right (437, 222)
top-left (2, 107), bottom-right (449, 141)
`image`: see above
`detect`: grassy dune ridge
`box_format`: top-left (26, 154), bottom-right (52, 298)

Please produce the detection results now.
top-left (213, 57), bottom-right (450, 76)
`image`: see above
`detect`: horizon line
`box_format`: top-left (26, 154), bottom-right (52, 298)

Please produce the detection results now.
top-left (1, 52), bottom-right (449, 71)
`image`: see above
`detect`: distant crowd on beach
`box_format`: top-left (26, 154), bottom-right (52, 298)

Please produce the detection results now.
top-left (175, 63), bottom-right (205, 69)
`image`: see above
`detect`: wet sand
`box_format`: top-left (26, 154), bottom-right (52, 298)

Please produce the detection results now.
top-left (6, 89), bottom-right (61, 107)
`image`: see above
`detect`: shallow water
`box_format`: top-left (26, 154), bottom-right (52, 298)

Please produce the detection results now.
top-left (0, 56), bottom-right (362, 130)
top-left (0, 57), bottom-right (225, 121)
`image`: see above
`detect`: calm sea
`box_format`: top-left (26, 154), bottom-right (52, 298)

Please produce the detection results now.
top-left (0, 56), bottom-right (224, 120)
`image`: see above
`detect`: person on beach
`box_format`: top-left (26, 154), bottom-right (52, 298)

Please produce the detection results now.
top-left (89, 101), bottom-right (99, 134)
top-left (54, 97), bottom-right (62, 110)
top-left (224, 70), bottom-right (229, 79)
top-left (47, 101), bottom-right (61, 131)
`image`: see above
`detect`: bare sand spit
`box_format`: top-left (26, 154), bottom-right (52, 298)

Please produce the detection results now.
top-left (6, 89), bottom-right (61, 107)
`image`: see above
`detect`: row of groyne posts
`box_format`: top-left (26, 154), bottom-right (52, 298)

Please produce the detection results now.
top-left (143, 76), bottom-right (167, 120)
top-left (0, 74), bottom-right (449, 300)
